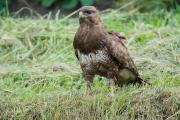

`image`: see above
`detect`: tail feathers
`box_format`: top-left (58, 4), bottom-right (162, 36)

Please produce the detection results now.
top-left (137, 76), bottom-right (152, 85)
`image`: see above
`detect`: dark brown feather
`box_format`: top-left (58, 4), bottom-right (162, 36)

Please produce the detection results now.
top-left (101, 30), bottom-right (138, 75)
top-left (107, 30), bottom-right (128, 45)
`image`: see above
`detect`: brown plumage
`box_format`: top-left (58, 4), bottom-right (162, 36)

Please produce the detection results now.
top-left (73, 6), bottom-right (151, 98)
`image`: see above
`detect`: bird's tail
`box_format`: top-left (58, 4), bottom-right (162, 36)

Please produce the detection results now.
top-left (137, 76), bottom-right (152, 85)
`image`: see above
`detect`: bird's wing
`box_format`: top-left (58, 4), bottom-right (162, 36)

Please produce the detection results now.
top-left (73, 40), bottom-right (79, 60)
top-left (101, 31), bottom-right (151, 85)
top-left (74, 49), bottom-right (79, 60)
top-left (101, 31), bottom-right (138, 75)
top-left (106, 30), bottom-right (128, 45)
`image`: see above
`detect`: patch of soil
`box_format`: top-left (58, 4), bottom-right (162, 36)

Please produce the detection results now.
top-left (8, 0), bottom-right (113, 18)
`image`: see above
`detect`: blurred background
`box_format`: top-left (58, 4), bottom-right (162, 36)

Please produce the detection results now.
top-left (0, 0), bottom-right (180, 17)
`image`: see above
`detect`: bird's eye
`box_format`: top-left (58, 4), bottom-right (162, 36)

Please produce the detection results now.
top-left (86, 11), bottom-right (92, 14)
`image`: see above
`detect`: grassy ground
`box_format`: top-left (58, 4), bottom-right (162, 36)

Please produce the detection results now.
top-left (0, 7), bottom-right (180, 119)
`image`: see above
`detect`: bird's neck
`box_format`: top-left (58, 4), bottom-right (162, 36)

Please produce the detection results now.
top-left (74, 22), bottom-right (105, 54)
top-left (79, 20), bottom-right (105, 28)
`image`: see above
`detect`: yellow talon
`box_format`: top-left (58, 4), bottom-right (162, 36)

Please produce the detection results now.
top-left (83, 89), bottom-right (88, 99)
top-left (110, 85), bottom-right (114, 99)
top-left (111, 86), bottom-right (113, 93)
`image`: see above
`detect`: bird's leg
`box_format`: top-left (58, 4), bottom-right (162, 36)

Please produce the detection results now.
top-left (83, 75), bottom-right (94, 99)
top-left (108, 72), bottom-right (117, 99)
top-left (109, 78), bottom-right (115, 99)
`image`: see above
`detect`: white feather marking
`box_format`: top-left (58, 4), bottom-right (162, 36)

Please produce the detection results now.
top-left (88, 25), bottom-right (89, 32)
top-left (112, 41), bottom-right (115, 45)
top-left (81, 26), bottom-right (86, 35)
top-left (77, 49), bottom-right (110, 71)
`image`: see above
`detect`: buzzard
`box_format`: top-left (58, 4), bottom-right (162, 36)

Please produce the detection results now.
top-left (73, 6), bottom-right (151, 98)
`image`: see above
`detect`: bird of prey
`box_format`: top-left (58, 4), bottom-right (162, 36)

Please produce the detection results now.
top-left (73, 6), bottom-right (151, 99)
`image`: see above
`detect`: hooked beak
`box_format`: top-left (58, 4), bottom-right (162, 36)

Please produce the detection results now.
top-left (79, 11), bottom-right (88, 19)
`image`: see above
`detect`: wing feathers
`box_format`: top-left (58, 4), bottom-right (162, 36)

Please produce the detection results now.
top-left (101, 31), bottom-right (151, 85)
top-left (107, 30), bottom-right (128, 45)
top-left (74, 49), bottom-right (79, 60)
top-left (101, 32), bottom-right (138, 74)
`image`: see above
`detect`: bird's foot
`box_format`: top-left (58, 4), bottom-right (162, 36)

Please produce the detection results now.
top-left (83, 89), bottom-right (88, 100)
top-left (110, 85), bottom-right (115, 99)
top-left (110, 93), bottom-right (115, 99)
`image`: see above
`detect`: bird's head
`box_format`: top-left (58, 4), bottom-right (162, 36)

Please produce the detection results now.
top-left (78, 6), bottom-right (100, 24)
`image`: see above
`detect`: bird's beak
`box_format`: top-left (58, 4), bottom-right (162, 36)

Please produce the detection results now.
top-left (79, 11), bottom-right (88, 19)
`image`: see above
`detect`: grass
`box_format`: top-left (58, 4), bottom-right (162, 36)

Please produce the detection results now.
top-left (0, 7), bottom-right (180, 119)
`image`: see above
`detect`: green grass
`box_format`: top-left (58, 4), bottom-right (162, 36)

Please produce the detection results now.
top-left (0, 8), bottom-right (180, 119)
